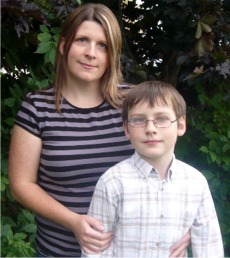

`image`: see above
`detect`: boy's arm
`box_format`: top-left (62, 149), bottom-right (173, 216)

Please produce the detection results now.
top-left (191, 181), bottom-right (224, 257)
top-left (82, 177), bottom-right (117, 258)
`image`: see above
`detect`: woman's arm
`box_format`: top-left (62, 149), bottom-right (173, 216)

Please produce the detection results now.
top-left (8, 125), bottom-right (112, 253)
top-left (169, 231), bottom-right (191, 258)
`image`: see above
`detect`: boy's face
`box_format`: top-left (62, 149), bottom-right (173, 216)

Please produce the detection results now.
top-left (124, 100), bottom-right (186, 166)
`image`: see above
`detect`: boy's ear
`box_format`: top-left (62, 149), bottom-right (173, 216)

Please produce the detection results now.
top-left (177, 116), bottom-right (186, 136)
top-left (123, 121), bottom-right (130, 140)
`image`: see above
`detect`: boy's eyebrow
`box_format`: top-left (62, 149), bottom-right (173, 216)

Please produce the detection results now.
top-left (129, 113), bottom-right (145, 117)
top-left (129, 111), bottom-right (171, 117)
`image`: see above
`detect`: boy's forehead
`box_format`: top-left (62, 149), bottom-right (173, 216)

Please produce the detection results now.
top-left (131, 98), bottom-right (172, 109)
top-left (129, 100), bottom-right (174, 114)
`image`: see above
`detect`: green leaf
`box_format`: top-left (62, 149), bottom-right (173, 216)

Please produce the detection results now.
top-left (21, 209), bottom-right (35, 222)
top-left (40, 25), bottom-right (49, 33)
top-left (209, 140), bottom-right (217, 150)
top-left (209, 151), bottom-right (217, 162)
top-left (22, 224), bottom-right (37, 233)
top-left (219, 136), bottom-right (228, 143)
top-left (0, 176), bottom-right (9, 191)
top-left (49, 46), bottom-right (57, 65)
top-left (35, 42), bottom-right (53, 54)
top-left (222, 156), bottom-right (230, 165)
top-left (223, 143), bottom-right (230, 152)
top-left (210, 178), bottom-right (221, 190)
top-left (5, 117), bottom-right (15, 126)
top-left (50, 27), bottom-right (61, 34)
top-left (4, 98), bottom-right (16, 107)
top-left (37, 32), bottom-right (52, 42)
top-left (14, 232), bottom-right (26, 240)
top-left (1, 225), bottom-right (12, 237)
top-left (202, 170), bottom-right (215, 180)
top-left (6, 228), bottom-right (13, 240)
top-left (219, 184), bottom-right (229, 199)
top-left (36, 79), bottom-right (49, 89)
top-left (198, 94), bottom-right (206, 105)
top-left (200, 146), bottom-right (209, 153)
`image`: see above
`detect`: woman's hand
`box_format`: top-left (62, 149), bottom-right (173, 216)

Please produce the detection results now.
top-left (73, 214), bottom-right (113, 254)
top-left (169, 231), bottom-right (191, 257)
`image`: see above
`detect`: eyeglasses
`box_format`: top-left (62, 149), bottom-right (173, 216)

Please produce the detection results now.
top-left (127, 117), bottom-right (178, 128)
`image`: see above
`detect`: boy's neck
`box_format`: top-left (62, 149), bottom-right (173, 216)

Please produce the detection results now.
top-left (139, 154), bottom-right (173, 180)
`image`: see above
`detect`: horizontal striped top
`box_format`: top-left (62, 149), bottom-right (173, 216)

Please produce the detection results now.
top-left (14, 86), bottom-right (134, 257)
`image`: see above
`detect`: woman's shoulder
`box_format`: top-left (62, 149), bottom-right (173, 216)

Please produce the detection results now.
top-left (24, 85), bottom-right (55, 108)
top-left (118, 83), bottom-right (135, 93)
top-left (118, 83), bottom-right (136, 101)
top-left (26, 85), bottom-right (55, 99)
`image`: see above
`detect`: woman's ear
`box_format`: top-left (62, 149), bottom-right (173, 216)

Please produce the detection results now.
top-left (59, 38), bottom-right (65, 55)
top-left (123, 121), bottom-right (131, 140)
top-left (177, 116), bottom-right (186, 137)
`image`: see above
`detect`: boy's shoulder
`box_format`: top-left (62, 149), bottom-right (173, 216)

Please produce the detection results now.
top-left (174, 158), bottom-right (206, 181)
top-left (100, 156), bottom-right (134, 182)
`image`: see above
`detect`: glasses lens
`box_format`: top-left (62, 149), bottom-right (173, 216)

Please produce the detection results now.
top-left (130, 118), bottom-right (146, 127)
top-left (155, 118), bottom-right (171, 128)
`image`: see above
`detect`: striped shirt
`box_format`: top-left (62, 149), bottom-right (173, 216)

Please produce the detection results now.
top-left (87, 152), bottom-right (224, 258)
top-left (14, 86), bottom-right (134, 257)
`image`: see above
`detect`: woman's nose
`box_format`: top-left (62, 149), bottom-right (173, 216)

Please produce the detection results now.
top-left (85, 43), bottom-right (96, 58)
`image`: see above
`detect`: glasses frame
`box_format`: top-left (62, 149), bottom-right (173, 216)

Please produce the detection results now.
top-left (127, 118), bottom-right (178, 128)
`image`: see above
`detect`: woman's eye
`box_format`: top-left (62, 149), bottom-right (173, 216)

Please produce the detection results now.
top-left (76, 38), bottom-right (87, 43)
top-left (98, 42), bottom-right (108, 49)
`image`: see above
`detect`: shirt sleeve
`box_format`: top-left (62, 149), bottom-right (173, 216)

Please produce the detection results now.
top-left (191, 181), bottom-right (224, 257)
top-left (81, 250), bottom-right (102, 258)
top-left (14, 93), bottom-right (41, 137)
top-left (87, 173), bottom-right (119, 257)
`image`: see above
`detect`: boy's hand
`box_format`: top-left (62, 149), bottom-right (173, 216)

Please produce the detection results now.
top-left (169, 231), bottom-right (190, 257)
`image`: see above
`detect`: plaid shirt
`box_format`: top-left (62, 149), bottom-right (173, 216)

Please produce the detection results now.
top-left (86, 152), bottom-right (224, 258)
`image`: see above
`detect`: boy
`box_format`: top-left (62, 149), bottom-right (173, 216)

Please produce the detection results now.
top-left (83, 81), bottom-right (224, 257)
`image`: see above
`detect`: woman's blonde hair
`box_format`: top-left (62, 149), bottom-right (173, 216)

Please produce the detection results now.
top-left (54, 3), bottom-right (123, 111)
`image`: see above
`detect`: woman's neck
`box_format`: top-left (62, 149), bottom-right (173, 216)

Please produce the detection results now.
top-left (62, 79), bottom-right (103, 108)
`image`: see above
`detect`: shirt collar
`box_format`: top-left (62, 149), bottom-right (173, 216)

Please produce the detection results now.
top-left (168, 155), bottom-right (177, 180)
top-left (132, 152), bottom-right (176, 181)
top-left (132, 152), bottom-right (153, 179)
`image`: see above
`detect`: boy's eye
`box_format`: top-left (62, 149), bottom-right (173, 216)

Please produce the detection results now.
top-left (134, 118), bottom-right (145, 123)
top-left (156, 117), bottom-right (169, 122)
top-left (128, 118), bottom-right (147, 128)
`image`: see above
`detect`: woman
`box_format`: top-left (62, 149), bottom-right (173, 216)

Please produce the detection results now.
top-left (8, 3), bottom-right (189, 257)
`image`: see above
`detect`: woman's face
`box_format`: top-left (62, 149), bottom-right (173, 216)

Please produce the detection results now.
top-left (60, 20), bottom-right (109, 85)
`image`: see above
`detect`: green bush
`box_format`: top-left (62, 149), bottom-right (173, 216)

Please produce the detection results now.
top-left (1, 0), bottom-right (229, 256)
top-left (1, 21), bottom-right (59, 257)
top-left (176, 78), bottom-right (230, 255)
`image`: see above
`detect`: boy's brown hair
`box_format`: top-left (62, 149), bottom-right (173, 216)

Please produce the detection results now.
top-left (122, 80), bottom-right (186, 121)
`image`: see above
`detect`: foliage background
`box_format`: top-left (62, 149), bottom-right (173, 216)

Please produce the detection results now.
top-left (1, 0), bottom-right (230, 256)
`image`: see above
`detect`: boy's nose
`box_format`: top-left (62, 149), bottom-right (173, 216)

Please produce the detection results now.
top-left (145, 120), bottom-right (157, 133)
